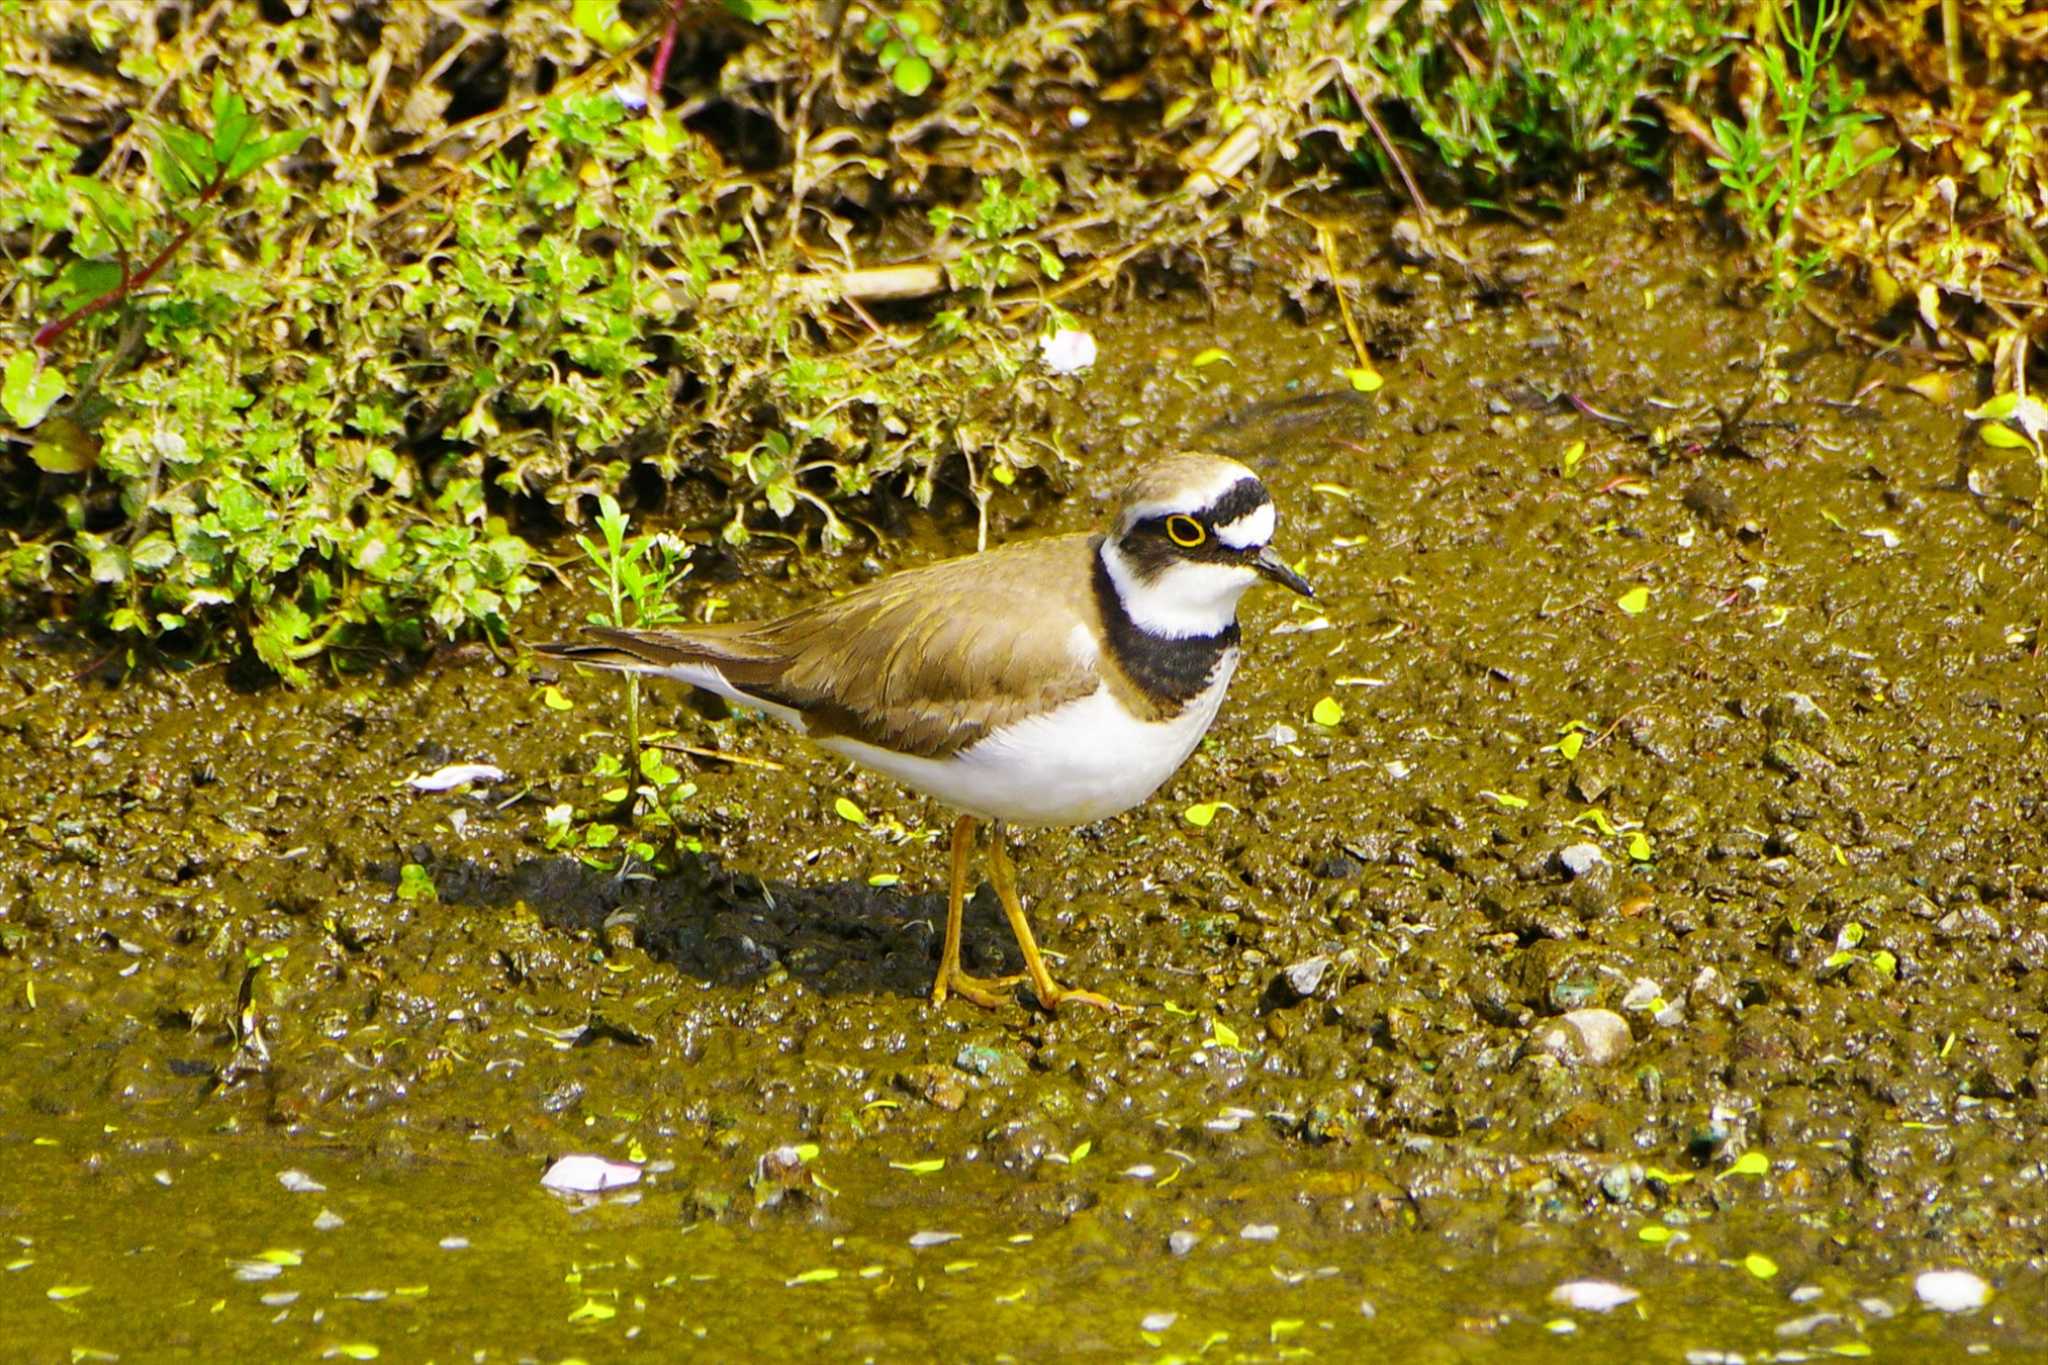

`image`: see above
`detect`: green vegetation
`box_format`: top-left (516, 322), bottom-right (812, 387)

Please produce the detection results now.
top-left (1707, 0), bottom-right (1891, 320)
top-left (4, 2), bottom-right (2046, 679)
top-left (546, 494), bottom-right (701, 873)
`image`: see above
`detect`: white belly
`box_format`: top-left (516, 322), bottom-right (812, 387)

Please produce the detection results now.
top-left (820, 651), bottom-right (1240, 826)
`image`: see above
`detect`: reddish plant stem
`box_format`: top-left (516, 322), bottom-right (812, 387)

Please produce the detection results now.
top-left (648, 15), bottom-right (680, 105)
top-left (33, 171), bottom-right (225, 350)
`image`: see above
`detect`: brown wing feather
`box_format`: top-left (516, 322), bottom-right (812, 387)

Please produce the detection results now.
top-left (537, 534), bottom-right (1106, 758)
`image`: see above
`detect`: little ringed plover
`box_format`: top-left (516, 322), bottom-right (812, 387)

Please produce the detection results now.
top-left (534, 452), bottom-right (1314, 1011)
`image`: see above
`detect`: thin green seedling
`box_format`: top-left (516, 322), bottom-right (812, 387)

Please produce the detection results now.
top-left (577, 494), bottom-right (690, 797)
top-left (1708, 0), bottom-right (1893, 326)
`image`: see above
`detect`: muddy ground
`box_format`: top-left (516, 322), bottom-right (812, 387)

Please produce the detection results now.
top-left (3, 195), bottom-right (2045, 1362)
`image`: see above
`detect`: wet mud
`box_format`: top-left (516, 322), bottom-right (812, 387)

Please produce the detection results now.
top-left (3, 194), bottom-right (2044, 1361)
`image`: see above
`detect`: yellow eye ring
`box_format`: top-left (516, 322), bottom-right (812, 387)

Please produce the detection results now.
top-left (1165, 514), bottom-right (1206, 547)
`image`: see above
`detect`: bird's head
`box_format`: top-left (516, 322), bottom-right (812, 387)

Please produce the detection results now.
top-left (1103, 453), bottom-right (1315, 638)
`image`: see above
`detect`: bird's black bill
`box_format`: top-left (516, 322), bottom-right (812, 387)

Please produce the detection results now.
top-left (1253, 545), bottom-right (1315, 598)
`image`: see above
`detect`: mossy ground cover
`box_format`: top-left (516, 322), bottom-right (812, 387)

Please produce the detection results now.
top-left (3, 1), bottom-right (2045, 682)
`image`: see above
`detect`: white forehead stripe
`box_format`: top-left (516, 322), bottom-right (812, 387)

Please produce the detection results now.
top-left (1214, 502), bottom-right (1275, 549)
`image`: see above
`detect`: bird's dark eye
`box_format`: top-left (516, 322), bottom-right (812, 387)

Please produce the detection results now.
top-left (1165, 514), bottom-right (1206, 547)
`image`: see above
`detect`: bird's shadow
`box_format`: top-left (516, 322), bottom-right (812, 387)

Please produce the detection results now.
top-left (403, 849), bottom-right (1023, 1004)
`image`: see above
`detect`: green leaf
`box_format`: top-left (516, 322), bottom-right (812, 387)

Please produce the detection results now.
top-left (3, 352), bottom-right (68, 428)
top-left (69, 177), bottom-right (138, 241)
top-left (1742, 1252), bottom-right (1779, 1280)
top-left (888, 1158), bottom-right (945, 1174)
top-left (1616, 586), bottom-right (1651, 615)
top-left (723, 0), bottom-right (792, 22)
top-left (156, 122), bottom-right (218, 189)
top-left (891, 55), bottom-right (933, 97)
top-left (1978, 422), bottom-right (2031, 450)
top-left (396, 863), bottom-right (438, 903)
top-left (130, 533), bottom-right (177, 571)
top-left (1311, 696), bottom-right (1345, 727)
top-left (225, 126), bottom-right (313, 181)
top-left (209, 78), bottom-right (253, 165)
top-left (833, 796), bottom-right (867, 825)
top-left (571, 0), bottom-right (634, 51)
top-left (1722, 1150), bottom-right (1769, 1178)
top-left (28, 417), bottom-right (96, 474)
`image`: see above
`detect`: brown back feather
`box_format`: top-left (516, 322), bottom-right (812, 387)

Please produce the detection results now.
top-left (540, 535), bottom-right (1106, 758)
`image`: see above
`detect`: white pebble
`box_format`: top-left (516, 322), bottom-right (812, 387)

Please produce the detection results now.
top-left (1140, 1311), bottom-right (1177, 1332)
top-left (277, 1169), bottom-right (325, 1194)
top-left (908, 1231), bottom-right (959, 1248)
top-left (312, 1210), bottom-right (345, 1232)
top-left (1550, 1279), bottom-right (1639, 1312)
top-left (1168, 1231), bottom-right (1199, 1256)
top-left (439, 1236), bottom-right (469, 1251)
top-left (1239, 1223), bottom-right (1279, 1242)
top-left (540, 1154), bottom-right (642, 1194)
top-left (406, 762), bottom-right (505, 792)
top-left (1915, 1269), bottom-right (1990, 1312)
top-left (1038, 328), bottom-right (1097, 375)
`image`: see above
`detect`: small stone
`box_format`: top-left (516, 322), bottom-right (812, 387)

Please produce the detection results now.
top-left (1556, 843), bottom-right (1607, 879)
top-left (909, 1231), bottom-right (960, 1249)
top-left (312, 1209), bottom-right (345, 1232)
top-left (277, 1169), bottom-right (325, 1194)
top-left (1239, 1223), bottom-right (1279, 1242)
top-left (1279, 955), bottom-right (1331, 1000)
top-left (1550, 1279), bottom-right (1638, 1312)
top-left (439, 1236), bottom-right (469, 1251)
top-left (1140, 1311), bottom-right (1178, 1333)
top-left (1168, 1230), bottom-right (1199, 1256)
top-left (540, 1154), bottom-right (642, 1194)
top-left (1915, 1269), bottom-right (1990, 1312)
top-left (1775, 1311), bottom-right (1840, 1338)
top-left (1530, 1009), bottom-right (1633, 1066)
top-left (1598, 1163), bottom-right (1640, 1202)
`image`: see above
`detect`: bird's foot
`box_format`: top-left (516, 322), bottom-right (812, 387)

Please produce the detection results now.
top-left (1033, 983), bottom-right (1124, 1014)
top-left (931, 965), bottom-right (1027, 1010)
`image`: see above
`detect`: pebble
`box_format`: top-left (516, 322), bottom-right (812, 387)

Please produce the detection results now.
top-left (540, 1154), bottom-right (642, 1194)
top-left (277, 1169), bottom-right (325, 1193)
top-left (1774, 1311), bottom-right (1840, 1338)
top-left (1239, 1223), bottom-right (1279, 1242)
top-left (406, 762), bottom-right (505, 791)
top-left (1530, 1009), bottom-right (1633, 1066)
top-left (1280, 955), bottom-right (1331, 999)
top-left (1915, 1269), bottom-right (1991, 1312)
top-left (909, 1231), bottom-right (960, 1248)
top-left (1550, 1279), bottom-right (1638, 1312)
top-left (312, 1209), bottom-right (345, 1232)
top-left (1168, 1231), bottom-right (1200, 1256)
top-left (1140, 1311), bottom-right (1178, 1332)
top-left (1557, 843), bottom-right (1607, 879)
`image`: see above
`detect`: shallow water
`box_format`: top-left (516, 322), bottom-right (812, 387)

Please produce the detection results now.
top-left (4, 194), bottom-right (2043, 1361)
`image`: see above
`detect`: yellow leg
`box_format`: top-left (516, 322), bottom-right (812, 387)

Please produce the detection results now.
top-left (986, 822), bottom-right (1119, 1013)
top-left (930, 814), bottom-right (1023, 1009)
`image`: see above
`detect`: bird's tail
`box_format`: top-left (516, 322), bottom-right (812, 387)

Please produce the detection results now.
top-left (531, 625), bottom-right (771, 675)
